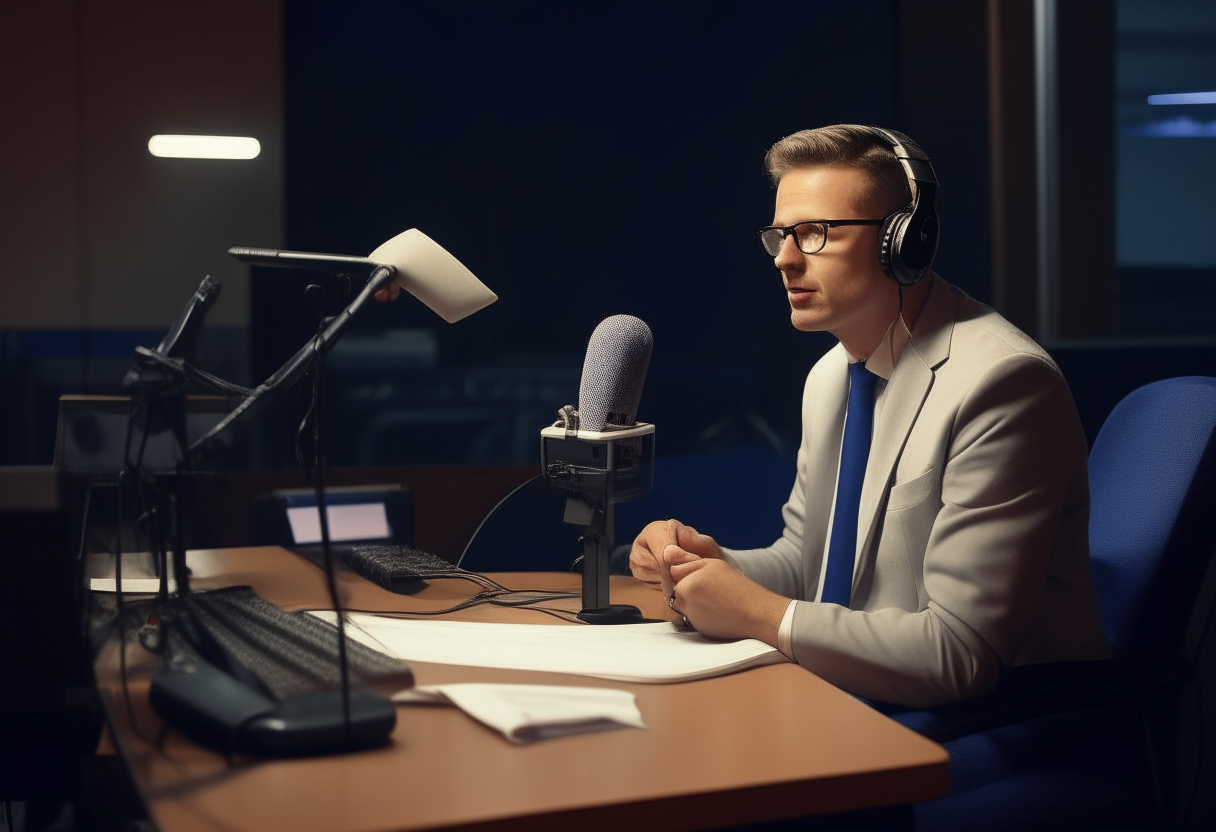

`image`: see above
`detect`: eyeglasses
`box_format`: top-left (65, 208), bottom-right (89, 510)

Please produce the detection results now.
top-left (755, 219), bottom-right (886, 257)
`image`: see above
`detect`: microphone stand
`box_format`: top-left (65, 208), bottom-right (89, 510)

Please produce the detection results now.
top-left (186, 266), bottom-right (395, 462)
top-left (541, 423), bottom-right (655, 624)
top-left (101, 264), bottom-right (401, 757)
top-left (290, 269), bottom-right (397, 743)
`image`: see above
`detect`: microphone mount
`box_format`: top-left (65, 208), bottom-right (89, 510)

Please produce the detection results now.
top-left (105, 260), bottom-right (402, 757)
top-left (227, 246), bottom-right (383, 276)
top-left (99, 229), bottom-right (496, 758)
top-left (541, 422), bottom-right (655, 624)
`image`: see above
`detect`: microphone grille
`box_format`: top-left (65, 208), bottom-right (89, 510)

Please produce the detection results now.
top-left (578, 315), bottom-right (653, 432)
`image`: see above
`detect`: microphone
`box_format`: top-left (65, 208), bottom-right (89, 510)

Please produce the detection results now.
top-left (541, 315), bottom-right (656, 624)
top-left (229, 228), bottom-right (498, 324)
top-left (576, 315), bottom-right (654, 432)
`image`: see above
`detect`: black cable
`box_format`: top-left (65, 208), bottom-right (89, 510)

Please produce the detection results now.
top-left (170, 488), bottom-right (188, 597)
top-left (294, 363), bottom-right (319, 479)
top-left (297, 586), bottom-right (583, 621)
top-left (113, 469), bottom-right (141, 742)
top-left (480, 595), bottom-right (583, 623)
top-left (456, 473), bottom-right (544, 568)
top-left (332, 603), bottom-right (583, 625)
top-left (114, 386), bottom-right (179, 745)
top-left (74, 482), bottom-right (95, 658)
top-left (127, 399), bottom-right (156, 593)
top-left (120, 403), bottom-right (175, 744)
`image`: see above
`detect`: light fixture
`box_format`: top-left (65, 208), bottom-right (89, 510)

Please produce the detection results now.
top-left (147, 134), bottom-right (261, 159)
top-left (1146, 91), bottom-right (1216, 106)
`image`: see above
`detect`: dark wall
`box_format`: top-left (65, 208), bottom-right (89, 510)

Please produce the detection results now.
top-left (897, 0), bottom-right (991, 305)
top-left (259, 0), bottom-right (930, 466)
top-left (279, 1), bottom-right (902, 354)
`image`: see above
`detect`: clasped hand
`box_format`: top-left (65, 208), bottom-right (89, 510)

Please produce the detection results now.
top-left (628, 519), bottom-right (786, 645)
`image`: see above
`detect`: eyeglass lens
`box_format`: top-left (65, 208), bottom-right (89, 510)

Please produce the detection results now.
top-left (760, 222), bottom-right (826, 257)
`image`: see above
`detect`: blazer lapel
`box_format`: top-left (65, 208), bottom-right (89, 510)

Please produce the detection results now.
top-left (854, 277), bottom-right (955, 582)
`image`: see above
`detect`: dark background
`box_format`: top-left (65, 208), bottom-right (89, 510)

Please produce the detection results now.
top-left (3, 0), bottom-right (1214, 473)
top-left (248, 0), bottom-right (996, 469)
top-left (3, 2), bottom-right (1216, 827)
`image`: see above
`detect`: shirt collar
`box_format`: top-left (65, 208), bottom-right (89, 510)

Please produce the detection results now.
top-left (844, 279), bottom-right (935, 380)
top-left (845, 313), bottom-right (912, 381)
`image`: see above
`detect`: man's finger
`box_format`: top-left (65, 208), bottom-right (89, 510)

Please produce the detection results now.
top-left (628, 548), bottom-right (662, 583)
top-left (674, 525), bottom-right (717, 558)
top-left (670, 557), bottom-right (713, 582)
top-left (375, 282), bottom-right (403, 302)
top-left (661, 543), bottom-right (700, 566)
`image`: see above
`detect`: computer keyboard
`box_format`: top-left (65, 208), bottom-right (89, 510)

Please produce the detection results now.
top-left (291, 542), bottom-right (481, 594)
top-left (159, 585), bottom-right (414, 700)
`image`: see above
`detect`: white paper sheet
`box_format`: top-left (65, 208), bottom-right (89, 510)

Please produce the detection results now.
top-left (90, 577), bottom-right (178, 593)
top-left (395, 683), bottom-right (646, 743)
top-left (309, 614), bottom-right (787, 683)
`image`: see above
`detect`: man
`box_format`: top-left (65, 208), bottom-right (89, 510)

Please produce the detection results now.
top-left (629, 125), bottom-right (1110, 708)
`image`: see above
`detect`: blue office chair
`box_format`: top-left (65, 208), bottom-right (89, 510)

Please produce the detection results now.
top-left (893, 376), bottom-right (1216, 831)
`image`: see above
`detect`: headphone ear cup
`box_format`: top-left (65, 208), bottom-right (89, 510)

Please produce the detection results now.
top-left (877, 211), bottom-right (908, 283)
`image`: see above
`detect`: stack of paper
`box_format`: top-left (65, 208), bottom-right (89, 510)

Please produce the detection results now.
top-left (309, 614), bottom-right (786, 683)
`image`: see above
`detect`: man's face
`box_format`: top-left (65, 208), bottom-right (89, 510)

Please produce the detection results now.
top-left (771, 165), bottom-right (898, 355)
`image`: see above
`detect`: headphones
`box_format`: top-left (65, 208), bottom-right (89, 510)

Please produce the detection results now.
top-left (863, 126), bottom-right (941, 287)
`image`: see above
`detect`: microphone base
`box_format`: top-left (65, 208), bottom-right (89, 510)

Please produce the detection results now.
top-left (577, 604), bottom-right (645, 625)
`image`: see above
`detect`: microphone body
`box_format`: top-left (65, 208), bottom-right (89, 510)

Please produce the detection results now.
top-left (543, 314), bottom-right (656, 504)
top-left (540, 423), bottom-right (655, 506)
top-left (577, 314), bottom-right (653, 431)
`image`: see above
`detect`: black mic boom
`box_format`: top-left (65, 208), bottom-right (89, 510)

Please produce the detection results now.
top-left (227, 247), bottom-right (379, 274)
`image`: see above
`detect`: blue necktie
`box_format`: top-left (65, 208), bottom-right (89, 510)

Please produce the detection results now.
top-left (822, 363), bottom-right (877, 607)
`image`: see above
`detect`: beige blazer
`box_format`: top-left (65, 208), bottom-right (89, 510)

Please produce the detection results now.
top-left (726, 276), bottom-right (1111, 707)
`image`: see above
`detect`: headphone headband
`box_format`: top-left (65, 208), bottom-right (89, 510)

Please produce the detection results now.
top-left (862, 127), bottom-right (941, 286)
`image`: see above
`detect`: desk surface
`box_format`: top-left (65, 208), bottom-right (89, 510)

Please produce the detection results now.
top-left (94, 547), bottom-right (948, 832)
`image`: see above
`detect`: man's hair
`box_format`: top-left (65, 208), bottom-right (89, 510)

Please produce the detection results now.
top-left (764, 125), bottom-right (912, 215)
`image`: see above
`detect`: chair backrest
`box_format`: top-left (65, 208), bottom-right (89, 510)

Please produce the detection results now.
top-left (1088, 376), bottom-right (1216, 659)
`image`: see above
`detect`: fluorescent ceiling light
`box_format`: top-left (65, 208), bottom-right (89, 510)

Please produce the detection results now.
top-left (147, 134), bottom-right (261, 159)
top-left (1147, 91), bottom-right (1216, 106)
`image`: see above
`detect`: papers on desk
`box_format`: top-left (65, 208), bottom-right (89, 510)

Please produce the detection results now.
top-left (90, 577), bottom-right (178, 593)
top-left (308, 614), bottom-right (788, 683)
top-left (396, 683), bottom-right (646, 744)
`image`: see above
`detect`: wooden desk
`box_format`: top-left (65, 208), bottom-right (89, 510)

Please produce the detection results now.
top-left (94, 547), bottom-right (949, 831)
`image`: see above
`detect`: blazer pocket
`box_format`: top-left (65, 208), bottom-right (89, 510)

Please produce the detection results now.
top-left (886, 466), bottom-right (938, 512)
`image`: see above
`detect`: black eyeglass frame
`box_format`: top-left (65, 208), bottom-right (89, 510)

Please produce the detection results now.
top-left (755, 218), bottom-right (887, 257)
